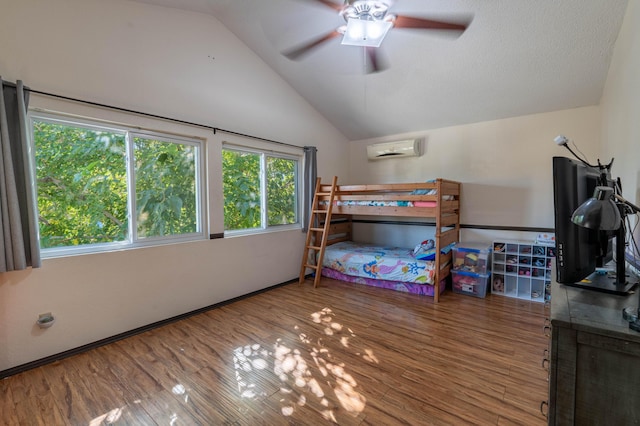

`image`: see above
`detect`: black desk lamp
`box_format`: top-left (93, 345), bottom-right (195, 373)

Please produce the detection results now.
top-left (571, 186), bottom-right (640, 294)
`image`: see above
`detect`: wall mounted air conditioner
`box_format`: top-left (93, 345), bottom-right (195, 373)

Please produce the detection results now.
top-left (366, 139), bottom-right (421, 160)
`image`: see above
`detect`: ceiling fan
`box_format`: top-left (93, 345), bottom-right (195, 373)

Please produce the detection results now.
top-left (283, 0), bottom-right (471, 73)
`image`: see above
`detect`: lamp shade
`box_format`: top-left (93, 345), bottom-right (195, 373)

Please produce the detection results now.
top-left (571, 186), bottom-right (621, 231)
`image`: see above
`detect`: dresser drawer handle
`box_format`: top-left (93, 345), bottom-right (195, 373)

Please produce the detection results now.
top-left (542, 358), bottom-right (550, 370)
top-left (540, 400), bottom-right (548, 418)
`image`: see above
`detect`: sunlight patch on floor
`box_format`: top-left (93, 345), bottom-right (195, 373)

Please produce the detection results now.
top-left (233, 343), bottom-right (270, 399)
top-left (89, 407), bottom-right (124, 425)
top-left (230, 306), bottom-right (379, 422)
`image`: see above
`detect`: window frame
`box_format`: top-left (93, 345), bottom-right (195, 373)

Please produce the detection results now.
top-left (222, 143), bottom-right (301, 237)
top-left (29, 111), bottom-right (208, 258)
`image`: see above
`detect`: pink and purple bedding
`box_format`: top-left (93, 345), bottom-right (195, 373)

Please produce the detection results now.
top-left (321, 267), bottom-right (446, 296)
top-left (320, 198), bottom-right (448, 208)
top-left (321, 241), bottom-right (438, 285)
top-left (330, 200), bottom-right (417, 207)
top-left (319, 185), bottom-right (451, 209)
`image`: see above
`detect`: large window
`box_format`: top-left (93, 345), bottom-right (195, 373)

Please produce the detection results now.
top-left (222, 146), bottom-right (299, 233)
top-left (31, 113), bottom-right (205, 256)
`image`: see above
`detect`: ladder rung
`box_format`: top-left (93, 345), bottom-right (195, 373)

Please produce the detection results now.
top-left (313, 210), bottom-right (327, 214)
top-left (309, 227), bottom-right (324, 232)
top-left (316, 192), bottom-right (330, 196)
top-left (307, 245), bottom-right (321, 250)
top-left (304, 264), bottom-right (318, 269)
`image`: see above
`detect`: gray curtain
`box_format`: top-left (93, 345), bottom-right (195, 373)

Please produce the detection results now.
top-left (302, 146), bottom-right (317, 232)
top-left (0, 78), bottom-right (41, 272)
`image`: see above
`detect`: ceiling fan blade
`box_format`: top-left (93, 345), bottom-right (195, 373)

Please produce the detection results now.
top-left (365, 47), bottom-right (388, 74)
top-left (310, 0), bottom-right (343, 12)
top-left (283, 30), bottom-right (341, 60)
top-left (393, 15), bottom-right (469, 32)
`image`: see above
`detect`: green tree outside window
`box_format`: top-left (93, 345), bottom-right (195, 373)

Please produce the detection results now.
top-left (223, 148), bottom-right (298, 231)
top-left (34, 121), bottom-right (128, 248)
top-left (134, 137), bottom-right (197, 238)
top-left (32, 117), bottom-right (201, 252)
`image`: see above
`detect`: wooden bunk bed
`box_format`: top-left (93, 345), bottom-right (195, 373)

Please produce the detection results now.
top-left (299, 177), bottom-right (461, 303)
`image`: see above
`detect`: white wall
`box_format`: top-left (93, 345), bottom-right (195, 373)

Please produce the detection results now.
top-left (601, 0), bottom-right (640, 208)
top-left (0, 0), bottom-right (348, 372)
top-left (601, 0), bottom-right (640, 258)
top-left (347, 106), bottom-right (602, 247)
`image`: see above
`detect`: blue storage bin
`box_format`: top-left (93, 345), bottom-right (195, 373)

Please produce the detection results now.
top-left (452, 242), bottom-right (491, 275)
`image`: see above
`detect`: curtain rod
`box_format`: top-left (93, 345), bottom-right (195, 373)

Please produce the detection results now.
top-left (23, 87), bottom-right (303, 149)
top-left (216, 128), bottom-right (303, 148)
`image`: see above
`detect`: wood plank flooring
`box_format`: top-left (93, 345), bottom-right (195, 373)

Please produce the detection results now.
top-left (1, 278), bottom-right (550, 425)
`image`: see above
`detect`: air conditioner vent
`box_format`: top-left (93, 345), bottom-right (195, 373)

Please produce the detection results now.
top-left (366, 139), bottom-right (421, 160)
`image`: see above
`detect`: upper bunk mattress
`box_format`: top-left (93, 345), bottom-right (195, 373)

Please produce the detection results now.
top-left (322, 241), bottom-right (437, 285)
top-left (327, 200), bottom-right (437, 207)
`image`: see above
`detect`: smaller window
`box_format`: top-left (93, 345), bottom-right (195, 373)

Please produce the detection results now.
top-left (223, 146), bottom-right (300, 234)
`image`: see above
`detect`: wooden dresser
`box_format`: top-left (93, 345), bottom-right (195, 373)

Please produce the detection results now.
top-left (549, 278), bottom-right (640, 424)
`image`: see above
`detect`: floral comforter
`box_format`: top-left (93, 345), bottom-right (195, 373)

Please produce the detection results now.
top-left (322, 241), bottom-right (437, 285)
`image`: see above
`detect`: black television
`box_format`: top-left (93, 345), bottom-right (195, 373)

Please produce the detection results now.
top-left (552, 156), bottom-right (614, 284)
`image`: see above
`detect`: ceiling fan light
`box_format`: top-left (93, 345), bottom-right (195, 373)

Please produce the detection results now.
top-left (341, 18), bottom-right (392, 47)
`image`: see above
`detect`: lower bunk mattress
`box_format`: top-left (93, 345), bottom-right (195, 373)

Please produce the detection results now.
top-left (321, 268), bottom-right (446, 297)
top-left (320, 241), bottom-right (448, 295)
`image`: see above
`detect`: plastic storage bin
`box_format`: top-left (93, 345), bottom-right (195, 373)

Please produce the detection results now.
top-left (452, 242), bottom-right (491, 275)
top-left (452, 270), bottom-right (490, 298)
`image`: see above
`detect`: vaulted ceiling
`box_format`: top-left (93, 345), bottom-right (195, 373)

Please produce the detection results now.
top-left (129, 0), bottom-right (629, 141)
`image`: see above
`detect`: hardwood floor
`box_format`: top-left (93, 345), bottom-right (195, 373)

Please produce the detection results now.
top-left (1, 278), bottom-right (550, 425)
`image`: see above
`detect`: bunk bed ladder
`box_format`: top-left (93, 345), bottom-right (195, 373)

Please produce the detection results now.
top-left (299, 176), bottom-right (338, 287)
